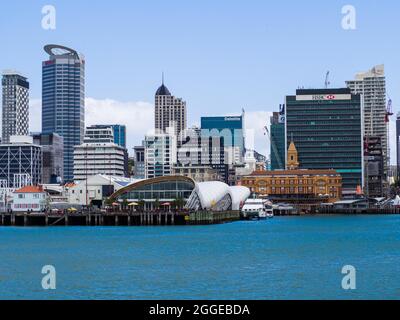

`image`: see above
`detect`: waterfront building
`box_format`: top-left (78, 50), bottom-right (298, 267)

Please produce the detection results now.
top-left (2, 71), bottom-right (30, 144)
top-left (67, 175), bottom-right (138, 207)
top-left (133, 145), bottom-right (146, 179)
top-left (12, 186), bottom-right (49, 213)
top-left (84, 124), bottom-right (126, 148)
top-left (0, 136), bottom-right (42, 188)
top-left (172, 165), bottom-right (221, 182)
top-left (73, 143), bottom-right (127, 181)
top-left (201, 114), bottom-right (245, 162)
top-left (270, 110), bottom-right (286, 170)
top-left (364, 136), bottom-right (384, 198)
top-left (32, 133), bottom-right (64, 184)
top-left (240, 141), bottom-right (342, 208)
top-left (285, 88), bottom-right (363, 193)
top-left (155, 80), bottom-right (187, 136)
top-left (145, 129), bottom-right (177, 179)
top-left (346, 65), bottom-right (388, 175)
top-left (42, 45), bottom-right (85, 182)
top-left (111, 176), bottom-right (250, 212)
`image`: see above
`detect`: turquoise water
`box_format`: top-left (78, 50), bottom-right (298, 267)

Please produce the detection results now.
top-left (0, 215), bottom-right (399, 300)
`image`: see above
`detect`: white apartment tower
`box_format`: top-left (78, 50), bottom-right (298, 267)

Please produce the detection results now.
top-left (1, 71), bottom-right (30, 144)
top-left (346, 65), bottom-right (389, 174)
top-left (155, 79), bottom-right (187, 137)
top-left (145, 128), bottom-right (177, 179)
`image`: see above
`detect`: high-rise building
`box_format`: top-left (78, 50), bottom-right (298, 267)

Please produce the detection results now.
top-left (346, 65), bottom-right (388, 175)
top-left (145, 129), bottom-right (177, 179)
top-left (285, 88), bottom-right (363, 193)
top-left (42, 45), bottom-right (85, 182)
top-left (84, 124), bottom-right (126, 148)
top-left (177, 127), bottom-right (228, 183)
top-left (1, 71), bottom-right (29, 144)
top-left (270, 109), bottom-right (286, 170)
top-left (0, 136), bottom-right (42, 188)
top-left (32, 133), bottom-right (64, 184)
top-left (201, 114), bottom-right (245, 164)
top-left (155, 80), bottom-right (187, 136)
top-left (73, 143), bottom-right (127, 182)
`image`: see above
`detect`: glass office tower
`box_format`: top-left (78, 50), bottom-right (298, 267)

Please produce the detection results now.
top-left (42, 45), bottom-right (85, 182)
top-left (285, 88), bottom-right (363, 192)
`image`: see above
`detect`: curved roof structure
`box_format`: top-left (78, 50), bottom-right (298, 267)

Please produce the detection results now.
top-left (156, 84), bottom-right (171, 96)
top-left (110, 176), bottom-right (195, 200)
top-left (194, 181), bottom-right (231, 210)
top-left (186, 181), bottom-right (251, 211)
top-left (44, 44), bottom-right (80, 59)
top-left (229, 186), bottom-right (251, 211)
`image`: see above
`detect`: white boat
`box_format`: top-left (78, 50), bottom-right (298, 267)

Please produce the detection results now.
top-left (242, 198), bottom-right (274, 220)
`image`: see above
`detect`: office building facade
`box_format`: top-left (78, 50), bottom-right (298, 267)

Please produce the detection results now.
top-left (364, 136), bottom-right (384, 197)
top-left (33, 133), bottom-right (64, 184)
top-left (285, 88), bottom-right (363, 192)
top-left (42, 45), bottom-right (85, 182)
top-left (201, 114), bottom-right (245, 163)
top-left (2, 71), bottom-right (30, 144)
top-left (133, 145), bottom-right (145, 179)
top-left (84, 124), bottom-right (126, 148)
top-left (73, 143), bottom-right (127, 182)
top-left (270, 110), bottom-right (286, 170)
top-left (145, 130), bottom-right (177, 179)
top-left (346, 65), bottom-right (388, 175)
top-left (155, 81), bottom-right (187, 136)
top-left (0, 136), bottom-right (42, 188)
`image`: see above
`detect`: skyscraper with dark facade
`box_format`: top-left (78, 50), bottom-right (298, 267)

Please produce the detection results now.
top-left (2, 71), bottom-right (29, 144)
top-left (285, 88), bottom-right (363, 192)
top-left (42, 45), bottom-right (85, 182)
top-left (270, 110), bottom-right (285, 170)
top-left (33, 133), bottom-right (64, 184)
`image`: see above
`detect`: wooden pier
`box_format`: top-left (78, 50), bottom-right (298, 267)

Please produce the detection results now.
top-left (0, 211), bottom-right (241, 227)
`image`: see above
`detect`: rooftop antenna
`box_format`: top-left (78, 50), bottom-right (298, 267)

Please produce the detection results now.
top-left (162, 72), bottom-right (165, 85)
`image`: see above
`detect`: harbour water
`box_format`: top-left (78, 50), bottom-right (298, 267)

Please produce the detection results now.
top-left (0, 215), bottom-right (399, 300)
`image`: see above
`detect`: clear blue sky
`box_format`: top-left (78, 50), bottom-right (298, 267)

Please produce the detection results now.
top-left (1, 0), bottom-right (399, 132)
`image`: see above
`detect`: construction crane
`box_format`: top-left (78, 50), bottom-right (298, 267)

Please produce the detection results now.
top-left (325, 71), bottom-right (330, 89)
top-left (264, 125), bottom-right (284, 170)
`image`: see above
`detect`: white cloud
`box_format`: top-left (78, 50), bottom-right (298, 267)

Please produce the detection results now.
top-left (85, 97), bottom-right (154, 150)
top-left (245, 111), bottom-right (272, 158)
top-left (26, 98), bottom-right (154, 152)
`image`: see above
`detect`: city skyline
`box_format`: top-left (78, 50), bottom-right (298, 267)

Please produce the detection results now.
top-left (0, 0), bottom-right (399, 161)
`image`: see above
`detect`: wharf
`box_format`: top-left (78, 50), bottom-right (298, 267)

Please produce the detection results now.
top-left (0, 211), bottom-right (240, 227)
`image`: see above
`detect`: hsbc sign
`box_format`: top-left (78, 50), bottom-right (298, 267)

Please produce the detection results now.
top-left (296, 94), bottom-right (352, 101)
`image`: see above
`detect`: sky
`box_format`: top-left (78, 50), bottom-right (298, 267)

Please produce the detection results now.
top-left (0, 0), bottom-right (399, 161)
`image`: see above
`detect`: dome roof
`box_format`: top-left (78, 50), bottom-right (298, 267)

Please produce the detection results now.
top-left (156, 84), bottom-right (171, 96)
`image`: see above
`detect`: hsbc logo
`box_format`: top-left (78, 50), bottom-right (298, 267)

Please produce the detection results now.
top-left (326, 95), bottom-right (336, 100)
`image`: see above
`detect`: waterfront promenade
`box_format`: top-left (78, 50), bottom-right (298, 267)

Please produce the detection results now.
top-left (0, 210), bottom-right (240, 227)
